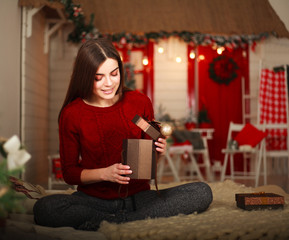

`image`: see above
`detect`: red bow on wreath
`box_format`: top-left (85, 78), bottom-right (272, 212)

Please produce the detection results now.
top-left (209, 56), bottom-right (239, 85)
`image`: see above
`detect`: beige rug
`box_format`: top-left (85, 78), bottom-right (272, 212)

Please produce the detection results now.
top-left (98, 180), bottom-right (289, 240)
top-left (3, 180), bottom-right (289, 240)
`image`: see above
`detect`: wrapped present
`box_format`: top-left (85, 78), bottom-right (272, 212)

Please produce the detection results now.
top-left (235, 192), bottom-right (284, 210)
top-left (122, 139), bottom-right (156, 179)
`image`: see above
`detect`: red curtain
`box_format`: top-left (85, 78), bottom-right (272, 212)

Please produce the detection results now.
top-left (197, 45), bottom-right (249, 170)
top-left (187, 45), bottom-right (196, 109)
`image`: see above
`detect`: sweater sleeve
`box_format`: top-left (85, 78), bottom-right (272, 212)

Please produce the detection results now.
top-left (59, 107), bottom-right (84, 185)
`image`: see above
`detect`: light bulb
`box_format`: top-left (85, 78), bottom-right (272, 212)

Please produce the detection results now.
top-left (198, 55), bottom-right (205, 61)
top-left (158, 47), bottom-right (164, 53)
top-left (189, 51), bottom-right (195, 59)
top-left (176, 57), bottom-right (182, 63)
top-left (217, 47), bottom-right (225, 55)
top-left (142, 57), bottom-right (149, 65)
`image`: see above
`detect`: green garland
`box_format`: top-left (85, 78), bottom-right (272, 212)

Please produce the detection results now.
top-left (209, 56), bottom-right (239, 85)
top-left (50, 0), bottom-right (272, 48)
top-left (106, 31), bottom-right (271, 49)
top-left (49, 0), bottom-right (96, 43)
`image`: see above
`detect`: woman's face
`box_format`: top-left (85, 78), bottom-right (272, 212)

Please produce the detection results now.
top-left (92, 58), bottom-right (120, 105)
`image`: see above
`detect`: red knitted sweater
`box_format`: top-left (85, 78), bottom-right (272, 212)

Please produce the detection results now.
top-left (59, 91), bottom-right (154, 199)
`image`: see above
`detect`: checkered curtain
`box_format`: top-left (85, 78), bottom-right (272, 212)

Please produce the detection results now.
top-left (258, 69), bottom-right (288, 150)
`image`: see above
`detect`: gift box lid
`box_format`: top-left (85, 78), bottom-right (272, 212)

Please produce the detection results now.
top-left (132, 115), bottom-right (164, 140)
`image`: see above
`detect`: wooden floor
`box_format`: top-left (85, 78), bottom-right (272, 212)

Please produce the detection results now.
top-left (160, 174), bottom-right (289, 193)
top-left (159, 161), bottom-right (289, 193)
top-left (219, 158), bottom-right (289, 193)
top-left (234, 174), bottom-right (289, 193)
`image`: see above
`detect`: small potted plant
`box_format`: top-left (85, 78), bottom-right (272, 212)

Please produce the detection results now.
top-left (197, 107), bottom-right (213, 128)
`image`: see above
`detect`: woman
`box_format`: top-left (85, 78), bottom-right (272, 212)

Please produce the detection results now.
top-left (33, 38), bottom-right (213, 231)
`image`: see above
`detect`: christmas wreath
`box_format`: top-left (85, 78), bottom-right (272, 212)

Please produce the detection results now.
top-left (209, 56), bottom-right (239, 85)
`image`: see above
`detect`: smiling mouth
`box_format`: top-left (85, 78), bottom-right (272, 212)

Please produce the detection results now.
top-left (102, 88), bottom-right (114, 94)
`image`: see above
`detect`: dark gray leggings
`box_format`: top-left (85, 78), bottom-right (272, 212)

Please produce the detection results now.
top-left (33, 182), bottom-right (212, 231)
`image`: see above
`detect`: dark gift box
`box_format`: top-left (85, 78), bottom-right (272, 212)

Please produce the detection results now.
top-left (121, 115), bottom-right (163, 180)
top-left (122, 139), bottom-right (156, 179)
top-left (235, 192), bottom-right (285, 210)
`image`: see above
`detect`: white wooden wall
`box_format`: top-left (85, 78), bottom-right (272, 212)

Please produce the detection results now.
top-left (23, 11), bottom-right (49, 185)
top-left (154, 38), bottom-right (188, 120)
top-left (48, 25), bottom-right (78, 155)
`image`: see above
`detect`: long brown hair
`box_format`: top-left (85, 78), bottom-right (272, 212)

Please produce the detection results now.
top-left (58, 38), bottom-right (127, 121)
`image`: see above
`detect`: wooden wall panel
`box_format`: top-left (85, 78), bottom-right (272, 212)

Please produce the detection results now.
top-left (23, 11), bottom-right (49, 186)
top-left (48, 25), bottom-right (77, 155)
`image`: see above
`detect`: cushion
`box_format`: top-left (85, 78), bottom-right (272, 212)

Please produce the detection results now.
top-left (234, 123), bottom-right (267, 147)
top-left (172, 130), bottom-right (204, 150)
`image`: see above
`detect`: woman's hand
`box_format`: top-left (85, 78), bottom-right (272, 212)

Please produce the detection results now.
top-left (155, 137), bottom-right (167, 155)
top-left (102, 163), bottom-right (132, 184)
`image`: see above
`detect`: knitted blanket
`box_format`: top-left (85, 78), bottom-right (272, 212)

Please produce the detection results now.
top-left (4, 180), bottom-right (289, 240)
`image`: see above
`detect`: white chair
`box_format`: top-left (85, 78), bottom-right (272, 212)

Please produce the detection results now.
top-left (48, 154), bottom-right (76, 190)
top-left (158, 144), bottom-right (204, 182)
top-left (161, 129), bottom-right (213, 182)
top-left (255, 123), bottom-right (289, 186)
top-left (220, 122), bottom-right (266, 187)
top-left (189, 129), bottom-right (214, 181)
